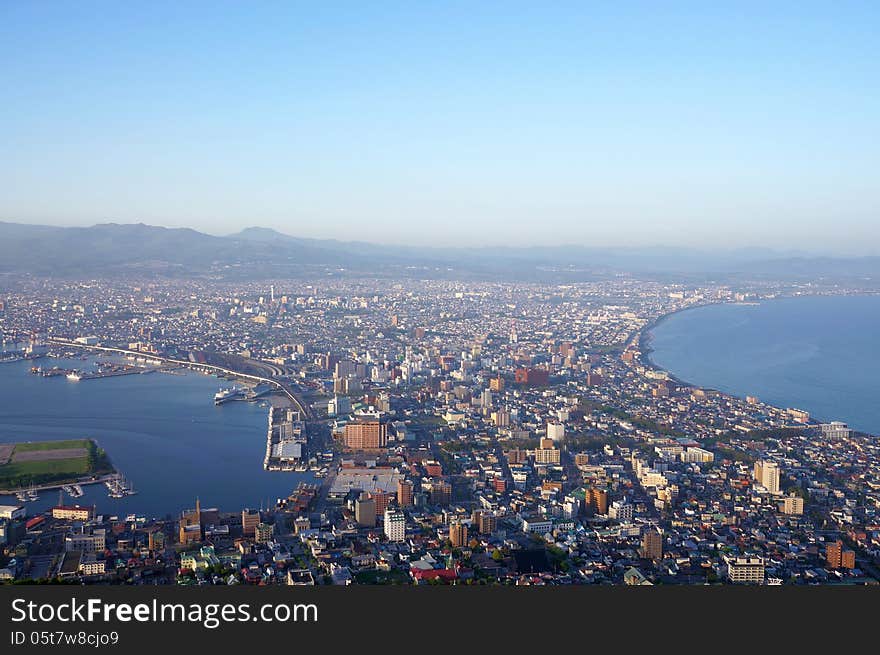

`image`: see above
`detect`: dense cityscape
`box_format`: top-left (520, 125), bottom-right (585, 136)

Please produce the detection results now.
top-left (1, 274), bottom-right (878, 586)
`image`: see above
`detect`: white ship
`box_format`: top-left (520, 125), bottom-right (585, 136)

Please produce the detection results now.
top-left (214, 386), bottom-right (245, 405)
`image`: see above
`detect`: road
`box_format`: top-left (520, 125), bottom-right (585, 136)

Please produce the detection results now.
top-left (47, 338), bottom-right (314, 419)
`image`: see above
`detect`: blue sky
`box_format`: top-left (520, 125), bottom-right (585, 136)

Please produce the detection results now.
top-left (1, 1), bottom-right (878, 252)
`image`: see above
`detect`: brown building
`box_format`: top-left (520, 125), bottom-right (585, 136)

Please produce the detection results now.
top-left (449, 521), bottom-right (468, 548)
top-left (369, 489), bottom-right (392, 517)
top-left (586, 487), bottom-right (608, 515)
top-left (397, 479), bottom-right (414, 508)
top-left (427, 480), bottom-right (452, 506)
top-left (514, 368), bottom-right (549, 386)
top-left (478, 511), bottom-right (497, 534)
top-left (354, 495), bottom-right (376, 527)
top-left (489, 376), bottom-right (505, 392)
top-left (826, 540), bottom-right (856, 569)
top-left (242, 508), bottom-right (261, 537)
top-left (344, 418), bottom-right (388, 450)
top-left (641, 527), bottom-right (663, 561)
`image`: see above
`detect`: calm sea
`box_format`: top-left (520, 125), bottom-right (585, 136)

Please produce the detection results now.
top-left (0, 356), bottom-right (313, 518)
top-left (649, 294), bottom-right (880, 435)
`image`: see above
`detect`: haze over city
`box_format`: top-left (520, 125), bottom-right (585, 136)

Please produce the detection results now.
top-left (2, 1), bottom-right (878, 254)
top-left (4, 0), bottom-right (880, 614)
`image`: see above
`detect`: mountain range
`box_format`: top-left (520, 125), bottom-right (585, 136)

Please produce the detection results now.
top-left (0, 220), bottom-right (877, 283)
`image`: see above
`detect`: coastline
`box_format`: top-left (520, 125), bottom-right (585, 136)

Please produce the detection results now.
top-left (636, 294), bottom-right (879, 435)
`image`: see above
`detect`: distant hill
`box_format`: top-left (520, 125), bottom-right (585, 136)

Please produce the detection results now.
top-left (0, 220), bottom-right (877, 283)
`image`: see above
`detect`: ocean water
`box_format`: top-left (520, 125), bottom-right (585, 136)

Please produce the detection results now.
top-left (0, 356), bottom-right (313, 518)
top-left (649, 295), bottom-right (880, 435)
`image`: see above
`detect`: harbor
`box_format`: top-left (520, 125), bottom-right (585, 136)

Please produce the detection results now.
top-left (30, 360), bottom-right (157, 381)
top-left (4, 473), bottom-right (127, 503)
top-left (263, 405), bottom-right (308, 471)
top-left (0, 354), bottom-right (316, 518)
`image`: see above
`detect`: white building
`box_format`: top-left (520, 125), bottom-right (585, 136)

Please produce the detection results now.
top-left (384, 508), bottom-right (405, 542)
top-left (546, 422), bottom-right (565, 442)
top-left (521, 517), bottom-right (553, 534)
top-left (820, 421), bottom-right (852, 440)
top-left (725, 556), bottom-right (765, 584)
top-left (0, 505), bottom-right (25, 521)
top-left (754, 460), bottom-right (781, 495)
top-left (65, 529), bottom-right (106, 553)
top-left (681, 447), bottom-right (714, 464)
top-left (327, 395), bottom-right (352, 417)
top-left (608, 500), bottom-right (633, 522)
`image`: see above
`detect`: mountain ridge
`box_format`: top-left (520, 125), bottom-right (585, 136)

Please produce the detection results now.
top-left (0, 220), bottom-right (877, 282)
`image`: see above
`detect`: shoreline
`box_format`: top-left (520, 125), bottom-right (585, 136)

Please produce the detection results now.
top-left (0, 472), bottom-right (120, 497)
top-left (635, 294), bottom-right (879, 436)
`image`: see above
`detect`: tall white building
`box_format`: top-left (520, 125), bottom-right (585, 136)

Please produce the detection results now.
top-left (754, 460), bottom-right (781, 495)
top-left (384, 508), bottom-right (405, 542)
top-left (546, 422), bottom-right (565, 442)
top-left (608, 500), bottom-right (633, 522)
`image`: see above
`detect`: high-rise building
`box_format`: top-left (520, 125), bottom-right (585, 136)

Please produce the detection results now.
top-left (587, 487), bottom-right (608, 515)
top-left (826, 540), bottom-right (855, 569)
top-left (354, 495), bottom-right (376, 528)
top-left (343, 418), bottom-right (388, 449)
top-left (640, 527), bottom-right (663, 561)
top-left (254, 522), bottom-right (274, 544)
top-left (534, 440), bottom-right (561, 465)
top-left (546, 422), bottom-right (565, 442)
top-left (449, 521), bottom-right (468, 548)
top-left (753, 460), bottom-right (781, 495)
top-left (427, 480), bottom-right (452, 506)
top-left (491, 409), bottom-right (510, 427)
top-left (397, 479), bottom-right (414, 508)
top-left (514, 368), bottom-right (549, 386)
top-left (242, 508), bottom-right (261, 537)
top-left (608, 500), bottom-right (633, 522)
top-left (384, 508), bottom-right (405, 542)
top-left (780, 494), bottom-right (804, 515)
top-left (370, 489), bottom-right (392, 517)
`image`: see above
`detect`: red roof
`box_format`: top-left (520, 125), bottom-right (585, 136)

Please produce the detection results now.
top-left (411, 568), bottom-right (458, 581)
top-left (26, 516), bottom-right (46, 529)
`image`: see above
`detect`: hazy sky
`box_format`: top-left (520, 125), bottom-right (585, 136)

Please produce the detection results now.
top-left (1, 1), bottom-right (878, 253)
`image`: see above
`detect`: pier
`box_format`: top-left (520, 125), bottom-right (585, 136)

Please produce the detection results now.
top-left (45, 338), bottom-right (314, 419)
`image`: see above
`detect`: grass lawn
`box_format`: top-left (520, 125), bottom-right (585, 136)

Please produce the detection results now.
top-left (0, 439), bottom-right (112, 489)
top-left (13, 439), bottom-right (91, 452)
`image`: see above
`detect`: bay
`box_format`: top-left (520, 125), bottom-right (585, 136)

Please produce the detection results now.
top-left (648, 294), bottom-right (880, 435)
top-left (0, 356), bottom-right (313, 518)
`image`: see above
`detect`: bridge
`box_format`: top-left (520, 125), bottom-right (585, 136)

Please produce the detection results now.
top-left (47, 338), bottom-right (314, 420)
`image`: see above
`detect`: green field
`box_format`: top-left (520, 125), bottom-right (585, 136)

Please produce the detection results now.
top-left (13, 439), bottom-right (93, 452)
top-left (0, 439), bottom-right (114, 490)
